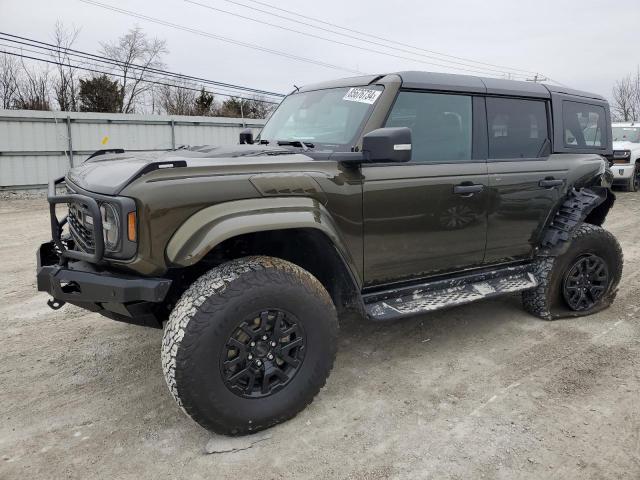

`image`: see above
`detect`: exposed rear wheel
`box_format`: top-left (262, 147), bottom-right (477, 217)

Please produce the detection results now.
top-left (562, 254), bottom-right (609, 311)
top-left (523, 224), bottom-right (623, 320)
top-left (161, 256), bottom-right (338, 435)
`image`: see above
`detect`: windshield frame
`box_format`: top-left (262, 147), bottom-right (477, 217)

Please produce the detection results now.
top-left (256, 85), bottom-right (384, 151)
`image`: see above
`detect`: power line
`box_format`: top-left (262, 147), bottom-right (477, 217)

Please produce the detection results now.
top-left (185, 0), bottom-right (531, 79)
top-left (215, 0), bottom-right (544, 78)
top-left (0, 41), bottom-right (265, 101)
top-left (0, 41), bottom-right (258, 99)
top-left (78, 0), bottom-right (364, 75)
top-left (0, 49), bottom-right (281, 104)
top-left (0, 40), bottom-right (282, 101)
top-left (0, 31), bottom-right (285, 99)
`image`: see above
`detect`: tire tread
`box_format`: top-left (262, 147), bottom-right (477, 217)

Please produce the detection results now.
top-left (161, 256), bottom-right (338, 435)
top-left (522, 223), bottom-right (622, 320)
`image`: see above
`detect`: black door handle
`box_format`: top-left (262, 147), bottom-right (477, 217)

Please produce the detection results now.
top-left (453, 183), bottom-right (484, 195)
top-left (539, 178), bottom-right (564, 188)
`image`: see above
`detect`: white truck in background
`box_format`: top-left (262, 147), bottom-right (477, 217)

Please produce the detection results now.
top-left (611, 123), bottom-right (640, 191)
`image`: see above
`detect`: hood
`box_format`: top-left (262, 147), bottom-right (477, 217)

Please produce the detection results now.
top-left (67, 145), bottom-right (308, 195)
top-left (612, 141), bottom-right (639, 151)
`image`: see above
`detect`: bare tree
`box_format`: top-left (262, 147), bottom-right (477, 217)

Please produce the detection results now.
top-left (13, 60), bottom-right (50, 110)
top-left (50, 21), bottom-right (80, 111)
top-left (100, 27), bottom-right (167, 113)
top-left (158, 81), bottom-right (197, 115)
top-left (0, 53), bottom-right (20, 109)
top-left (612, 67), bottom-right (640, 122)
top-left (612, 75), bottom-right (635, 121)
top-left (633, 67), bottom-right (640, 121)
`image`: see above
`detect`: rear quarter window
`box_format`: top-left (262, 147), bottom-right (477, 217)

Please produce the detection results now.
top-left (563, 101), bottom-right (606, 149)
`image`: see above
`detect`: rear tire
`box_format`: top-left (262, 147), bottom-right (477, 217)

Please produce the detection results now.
top-left (522, 224), bottom-right (623, 320)
top-left (161, 256), bottom-right (338, 435)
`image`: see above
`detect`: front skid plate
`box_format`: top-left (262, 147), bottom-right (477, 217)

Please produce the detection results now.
top-left (365, 272), bottom-right (538, 321)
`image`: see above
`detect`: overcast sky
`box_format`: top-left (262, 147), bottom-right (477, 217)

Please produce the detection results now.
top-left (1, 0), bottom-right (638, 101)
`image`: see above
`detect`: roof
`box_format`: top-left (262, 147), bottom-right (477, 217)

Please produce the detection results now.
top-left (398, 71), bottom-right (606, 100)
top-left (298, 70), bottom-right (606, 101)
top-left (297, 74), bottom-right (384, 93)
top-left (398, 71), bottom-right (548, 97)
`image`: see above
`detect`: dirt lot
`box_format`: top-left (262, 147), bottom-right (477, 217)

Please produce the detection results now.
top-left (1, 192), bottom-right (639, 480)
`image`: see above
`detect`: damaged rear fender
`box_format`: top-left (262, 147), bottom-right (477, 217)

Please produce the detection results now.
top-left (539, 186), bottom-right (615, 255)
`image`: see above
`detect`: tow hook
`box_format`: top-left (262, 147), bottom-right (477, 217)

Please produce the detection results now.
top-left (47, 298), bottom-right (66, 310)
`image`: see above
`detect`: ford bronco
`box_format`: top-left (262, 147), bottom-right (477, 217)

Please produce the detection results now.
top-left (37, 71), bottom-right (622, 435)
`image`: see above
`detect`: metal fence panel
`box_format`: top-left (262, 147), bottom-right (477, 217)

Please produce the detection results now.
top-left (0, 109), bottom-right (265, 190)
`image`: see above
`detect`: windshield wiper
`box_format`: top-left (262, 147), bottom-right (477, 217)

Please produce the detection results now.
top-left (276, 140), bottom-right (315, 151)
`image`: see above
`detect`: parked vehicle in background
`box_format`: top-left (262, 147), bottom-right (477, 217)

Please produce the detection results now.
top-left (36, 71), bottom-right (622, 436)
top-left (611, 123), bottom-right (640, 191)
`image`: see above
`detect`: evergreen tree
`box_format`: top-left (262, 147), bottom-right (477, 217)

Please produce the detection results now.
top-left (78, 75), bottom-right (121, 112)
top-left (193, 87), bottom-right (214, 116)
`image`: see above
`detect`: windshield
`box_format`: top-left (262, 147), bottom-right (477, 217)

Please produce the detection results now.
top-left (612, 126), bottom-right (640, 143)
top-left (258, 86), bottom-right (383, 149)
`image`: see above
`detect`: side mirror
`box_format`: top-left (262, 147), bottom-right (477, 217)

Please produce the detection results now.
top-left (239, 129), bottom-right (254, 145)
top-left (362, 127), bottom-right (411, 163)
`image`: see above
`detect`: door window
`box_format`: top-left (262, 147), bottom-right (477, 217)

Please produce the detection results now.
top-left (385, 91), bottom-right (472, 163)
top-left (486, 98), bottom-right (549, 159)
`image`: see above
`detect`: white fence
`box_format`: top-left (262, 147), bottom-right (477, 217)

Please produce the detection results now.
top-left (0, 110), bottom-right (266, 190)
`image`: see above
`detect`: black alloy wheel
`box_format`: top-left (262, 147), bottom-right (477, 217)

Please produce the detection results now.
top-left (220, 309), bottom-right (306, 398)
top-left (562, 254), bottom-right (609, 311)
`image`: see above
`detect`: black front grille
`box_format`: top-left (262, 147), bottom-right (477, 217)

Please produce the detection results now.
top-left (68, 204), bottom-right (95, 252)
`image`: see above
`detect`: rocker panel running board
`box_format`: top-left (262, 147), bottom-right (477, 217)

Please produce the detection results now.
top-left (364, 265), bottom-right (538, 321)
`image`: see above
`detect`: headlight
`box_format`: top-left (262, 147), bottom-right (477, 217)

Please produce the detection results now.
top-left (100, 202), bottom-right (120, 250)
top-left (613, 150), bottom-right (631, 160)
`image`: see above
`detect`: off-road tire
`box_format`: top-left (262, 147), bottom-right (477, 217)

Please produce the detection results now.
top-left (625, 163), bottom-right (639, 192)
top-left (522, 224), bottom-right (623, 320)
top-left (161, 256), bottom-right (338, 435)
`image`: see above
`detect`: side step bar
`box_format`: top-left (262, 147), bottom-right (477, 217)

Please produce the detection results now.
top-left (363, 265), bottom-right (538, 321)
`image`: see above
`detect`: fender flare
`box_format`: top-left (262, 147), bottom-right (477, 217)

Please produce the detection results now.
top-left (165, 196), bottom-right (360, 280)
top-left (539, 186), bottom-right (613, 255)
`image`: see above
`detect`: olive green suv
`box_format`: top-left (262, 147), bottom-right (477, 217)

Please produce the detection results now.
top-left (37, 71), bottom-right (622, 436)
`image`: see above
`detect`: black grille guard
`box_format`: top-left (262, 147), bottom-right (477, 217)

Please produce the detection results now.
top-left (48, 176), bottom-right (105, 263)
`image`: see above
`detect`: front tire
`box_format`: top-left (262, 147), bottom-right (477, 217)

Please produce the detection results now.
top-left (161, 256), bottom-right (338, 435)
top-left (625, 163), bottom-right (640, 192)
top-left (522, 224), bottom-right (623, 320)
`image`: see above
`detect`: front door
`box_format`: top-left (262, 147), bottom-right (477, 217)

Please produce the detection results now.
top-left (362, 91), bottom-right (489, 286)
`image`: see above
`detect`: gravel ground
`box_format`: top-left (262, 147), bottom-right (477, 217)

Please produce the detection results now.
top-left (1, 193), bottom-right (639, 480)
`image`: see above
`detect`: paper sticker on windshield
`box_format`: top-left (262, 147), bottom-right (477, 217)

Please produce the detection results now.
top-left (343, 88), bottom-right (381, 104)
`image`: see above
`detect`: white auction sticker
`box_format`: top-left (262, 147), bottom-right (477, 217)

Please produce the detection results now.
top-left (343, 88), bottom-right (382, 104)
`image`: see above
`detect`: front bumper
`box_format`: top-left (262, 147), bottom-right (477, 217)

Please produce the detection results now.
top-left (611, 164), bottom-right (635, 182)
top-left (37, 241), bottom-right (171, 328)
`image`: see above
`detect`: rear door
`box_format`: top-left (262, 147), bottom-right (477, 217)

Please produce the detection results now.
top-left (485, 97), bottom-right (568, 263)
top-left (362, 91), bottom-right (489, 286)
